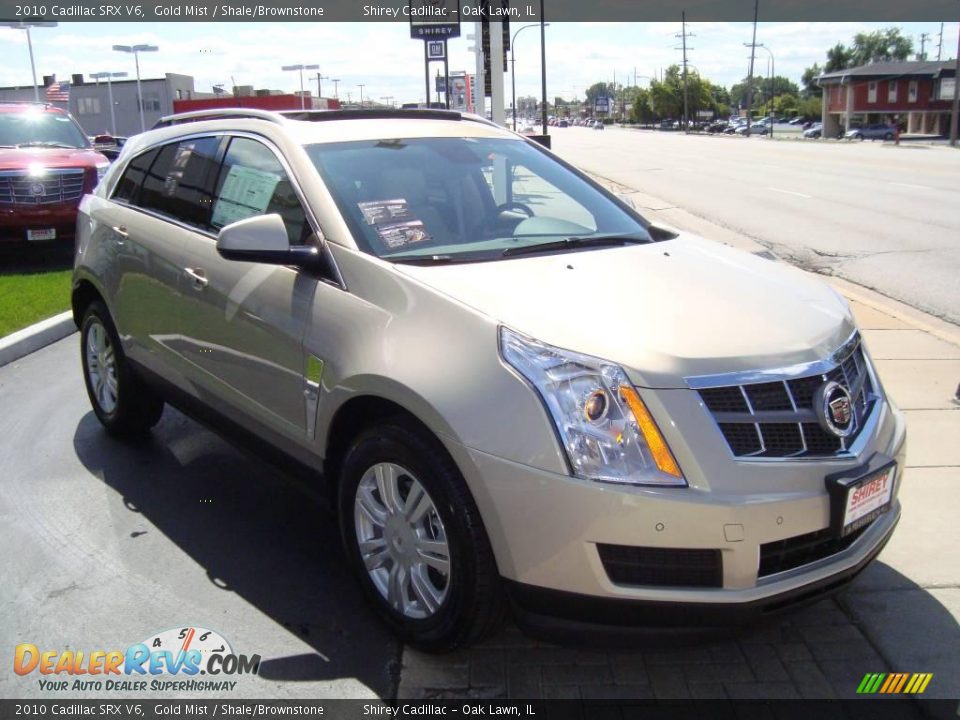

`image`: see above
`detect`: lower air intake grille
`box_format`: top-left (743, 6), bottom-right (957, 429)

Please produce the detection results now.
top-left (597, 544), bottom-right (723, 588)
top-left (759, 523), bottom-right (872, 578)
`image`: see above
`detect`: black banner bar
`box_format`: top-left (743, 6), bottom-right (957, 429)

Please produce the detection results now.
top-left (0, 0), bottom-right (957, 22)
top-left (0, 699), bottom-right (956, 720)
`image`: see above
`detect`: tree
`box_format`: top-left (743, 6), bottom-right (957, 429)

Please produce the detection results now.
top-left (584, 82), bottom-right (615, 106)
top-left (801, 63), bottom-right (823, 98)
top-left (630, 87), bottom-right (656, 124)
top-left (849, 28), bottom-right (913, 66)
top-left (802, 27), bottom-right (915, 96)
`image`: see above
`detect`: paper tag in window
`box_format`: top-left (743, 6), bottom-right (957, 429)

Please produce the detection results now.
top-left (358, 198), bottom-right (415, 226)
top-left (376, 220), bottom-right (432, 249)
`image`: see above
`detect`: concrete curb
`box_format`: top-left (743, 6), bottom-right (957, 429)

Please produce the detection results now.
top-left (0, 311), bottom-right (76, 368)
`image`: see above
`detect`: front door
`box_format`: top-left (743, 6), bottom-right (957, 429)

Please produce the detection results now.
top-left (176, 135), bottom-right (317, 442)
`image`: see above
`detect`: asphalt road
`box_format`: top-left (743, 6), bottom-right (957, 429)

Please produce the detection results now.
top-left (0, 336), bottom-right (400, 699)
top-left (549, 127), bottom-right (960, 325)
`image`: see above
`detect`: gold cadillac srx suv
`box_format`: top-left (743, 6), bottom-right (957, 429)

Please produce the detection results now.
top-left (72, 109), bottom-right (905, 650)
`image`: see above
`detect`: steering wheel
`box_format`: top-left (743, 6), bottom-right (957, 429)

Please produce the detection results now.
top-left (495, 202), bottom-right (535, 218)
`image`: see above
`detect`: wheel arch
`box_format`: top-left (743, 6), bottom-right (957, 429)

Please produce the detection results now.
top-left (71, 277), bottom-right (107, 329)
top-left (322, 392), bottom-right (460, 506)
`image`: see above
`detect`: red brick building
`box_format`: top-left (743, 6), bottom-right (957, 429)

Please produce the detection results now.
top-left (817, 60), bottom-right (956, 137)
top-left (173, 94), bottom-right (341, 115)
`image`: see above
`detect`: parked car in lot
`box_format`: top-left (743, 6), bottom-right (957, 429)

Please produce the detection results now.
top-left (735, 122), bottom-right (769, 135)
top-left (845, 124), bottom-right (896, 141)
top-left (0, 102), bottom-right (109, 245)
top-left (803, 122), bottom-right (824, 139)
top-left (592, 120), bottom-right (604, 130)
top-left (73, 107), bottom-right (905, 650)
top-left (91, 134), bottom-right (129, 162)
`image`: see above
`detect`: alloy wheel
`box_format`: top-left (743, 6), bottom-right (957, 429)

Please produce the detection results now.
top-left (85, 318), bottom-right (118, 414)
top-left (354, 462), bottom-right (451, 619)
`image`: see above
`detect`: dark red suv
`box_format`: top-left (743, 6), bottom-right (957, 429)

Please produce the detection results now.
top-left (0, 103), bottom-right (109, 245)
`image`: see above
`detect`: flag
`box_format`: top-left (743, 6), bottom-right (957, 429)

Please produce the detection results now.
top-left (45, 81), bottom-right (70, 102)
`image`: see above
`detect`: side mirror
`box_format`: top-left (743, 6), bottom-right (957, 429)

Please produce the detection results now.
top-left (216, 214), bottom-right (319, 266)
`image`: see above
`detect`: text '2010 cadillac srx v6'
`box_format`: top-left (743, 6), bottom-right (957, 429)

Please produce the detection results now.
top-left (72, 108), bottom-right (905, 650)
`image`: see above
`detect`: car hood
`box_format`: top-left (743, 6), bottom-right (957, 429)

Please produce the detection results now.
top-left (395, 234), bottom-right (856, 388)
top-left (0, 147), bottom-right (107, 172)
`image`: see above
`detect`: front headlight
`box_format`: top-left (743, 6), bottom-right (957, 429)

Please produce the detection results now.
top-left (499, 327), bottom-right (685, 487)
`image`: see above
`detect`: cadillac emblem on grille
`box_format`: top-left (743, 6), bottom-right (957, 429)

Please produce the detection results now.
top-left (30, 182), bottom-right (46, 197)
top-left (816, 381), bottom-right (854, 438)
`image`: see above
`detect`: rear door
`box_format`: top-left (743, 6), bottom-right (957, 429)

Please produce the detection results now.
top-left (99, 144), bottom-right (188, 378)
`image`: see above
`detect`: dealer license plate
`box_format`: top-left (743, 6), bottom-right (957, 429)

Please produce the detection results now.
top-left (27, 228), bottom-right (56, 242)
top-left (840, 464), bottom-right (895, 537)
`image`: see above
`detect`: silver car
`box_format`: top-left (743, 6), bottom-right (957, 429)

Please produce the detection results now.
top-left (72, 109), bottom-right (905, 650)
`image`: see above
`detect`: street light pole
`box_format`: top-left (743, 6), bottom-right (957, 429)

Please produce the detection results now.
top-left (358, 84), bottom-right (365, 107)
top-left (113, 44), bottom-right (159, 133)
top-left (281, 63), bottom-right (319, 109)
top-left (1, 22), bottom-right (58, 103)
top-left (540, 0), bottom-right (547, 136)
top-left (510, 23), bottom-right (549, 130)
top-left (90, 71), bottom-right (127, 135)
top-left (747, 42), bottom-right (775, 139)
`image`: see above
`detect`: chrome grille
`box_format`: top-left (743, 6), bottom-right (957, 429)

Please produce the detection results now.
top-left (0, 168), bottom-right (86, 206)
top-left (695, 334), bottom-right (879, 459)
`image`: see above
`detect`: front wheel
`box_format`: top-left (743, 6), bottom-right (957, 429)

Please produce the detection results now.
top-left (80, 300), bottom-right (164, 437)
top-left (338, 421), bottom-right (504, 651)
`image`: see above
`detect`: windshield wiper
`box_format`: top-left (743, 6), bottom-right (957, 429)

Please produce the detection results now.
top-left (387, 254), bottom-right (459, 265)
top-left (501, 234), bottom-right (647, 257)
top-left (16, 142), bottom-right (78, 149)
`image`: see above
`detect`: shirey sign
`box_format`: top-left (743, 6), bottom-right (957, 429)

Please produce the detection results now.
top-left (409, 0), bottom-right (462, 39)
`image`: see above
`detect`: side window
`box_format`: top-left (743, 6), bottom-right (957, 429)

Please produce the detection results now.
top-left (112, 148), bottom-right (159, 204)
top-left (137, 137), bottom-right (221, 228)
top-left (211, 137), bottom-right (311, 245)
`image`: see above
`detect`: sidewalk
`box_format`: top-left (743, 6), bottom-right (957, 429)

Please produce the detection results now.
top-left (397, 178), bottom-right (960, 704)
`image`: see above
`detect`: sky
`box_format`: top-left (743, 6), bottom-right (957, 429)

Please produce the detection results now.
top-left (0, 21), bottom-right (957, 105)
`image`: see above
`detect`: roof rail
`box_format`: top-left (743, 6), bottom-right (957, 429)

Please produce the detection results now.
top-left (279, 108), bottom-right (502, 128)
top-left (153, 108), bottom-right (284, 129)
top-left (152, 106), bottom-right (503, 130)
top-left (0, 101), bottom-right (54, 108)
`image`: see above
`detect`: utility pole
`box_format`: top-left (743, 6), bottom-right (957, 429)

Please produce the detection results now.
top-left (745, 0), bottom-right (758, 137)
top-left (675, 11), bottom-right (694, 132)
top-left (951, 17), bottom-right (960, 147)
top-left (919, 33), bottom-right (930, 61)
top-left (936, 23), bottom-right (944, 61)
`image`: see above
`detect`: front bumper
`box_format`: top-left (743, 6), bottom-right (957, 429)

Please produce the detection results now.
top-left (443, 396), bottom-right (906, 625)
top-left (0, 201), bottom-right (81, 243)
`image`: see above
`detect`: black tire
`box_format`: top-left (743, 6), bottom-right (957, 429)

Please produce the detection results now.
top-left (80, 300), bottom-right (164, 437)
top-left (338, 420), bottom-right (504, 651)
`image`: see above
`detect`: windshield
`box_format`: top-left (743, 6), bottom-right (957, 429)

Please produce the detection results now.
top-left (0, 109), bottom-right (90, 149)
top-left (306, 136), bottom-right (651, 262)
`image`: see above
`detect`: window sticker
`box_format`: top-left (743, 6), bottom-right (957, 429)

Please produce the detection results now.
top-left (163, 144), bottom-right (194, 197)
top-left (377, 221), bottom-right (432, 250)
top-left (358, 198), bottom-right (415, 225)
top-left (212, 165), bottom-right (281, 229)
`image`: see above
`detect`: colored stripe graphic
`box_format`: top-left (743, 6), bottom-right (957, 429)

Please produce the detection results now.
top-left (857, 672), bottom-right (931, 694)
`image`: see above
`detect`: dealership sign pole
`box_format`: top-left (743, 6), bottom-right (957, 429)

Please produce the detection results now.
top-left (409, 0), bottom-right (461, 108)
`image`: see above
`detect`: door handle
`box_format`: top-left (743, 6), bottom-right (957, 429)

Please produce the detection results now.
top-left (184, 267), bottom-right (209, 290)
top-left (111, 225), bottom-right (128, 244)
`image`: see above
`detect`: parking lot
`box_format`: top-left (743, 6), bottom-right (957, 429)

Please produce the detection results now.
top-left (1, 128), bottom-right (958, 705)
